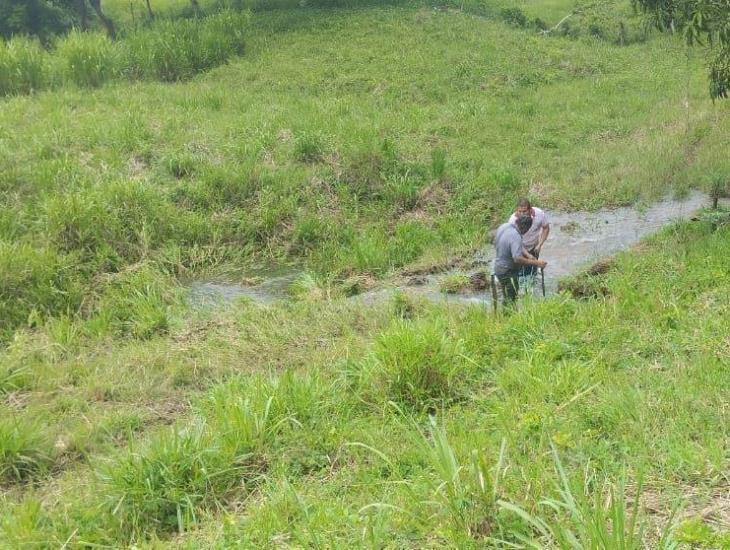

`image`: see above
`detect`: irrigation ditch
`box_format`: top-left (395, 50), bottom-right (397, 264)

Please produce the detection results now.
top-left (188, 191), bottom-right (728, 309)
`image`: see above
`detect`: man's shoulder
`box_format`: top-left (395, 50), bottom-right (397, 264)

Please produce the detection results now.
top-left (533, 207), bottom-right (549, 223)
top-left (495, 222), bottom-right (514, 240)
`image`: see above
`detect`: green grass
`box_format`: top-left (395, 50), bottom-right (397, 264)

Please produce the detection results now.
top-left (1, 4), bottom-right (728, 340)
top-left (0, 10), bottom-right (249, 96)
top-left (0, 2), bottom-right (729, 546)
top-left (439, 272), bottom-right (472, 293)
top-left (0, 220), bottom-right (727, 545)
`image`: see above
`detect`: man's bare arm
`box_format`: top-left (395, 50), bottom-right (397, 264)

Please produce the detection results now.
top-left (514, 255), bottom-right (547, 268)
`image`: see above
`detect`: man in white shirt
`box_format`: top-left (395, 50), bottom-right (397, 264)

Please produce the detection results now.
top-left (508, 198), bottom-right (550, 277)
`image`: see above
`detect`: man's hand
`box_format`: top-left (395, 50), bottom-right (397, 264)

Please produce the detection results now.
top-left (536, 259), bottom-right (547, 269)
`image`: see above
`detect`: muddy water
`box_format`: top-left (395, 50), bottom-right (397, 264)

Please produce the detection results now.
top-left (188, 270), bottom-right (298, 307)
top-left (189, 192), bottom-right (719, 307)
top-left (359, 191), bottom-right (718, 305)
top-left (532, 190), bottom-right (715, 292)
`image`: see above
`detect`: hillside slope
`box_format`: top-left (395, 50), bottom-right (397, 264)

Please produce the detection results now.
top-left (1, 5), bottom-right (729, 340)
top-left (0, 4), bottom-right (729, 547)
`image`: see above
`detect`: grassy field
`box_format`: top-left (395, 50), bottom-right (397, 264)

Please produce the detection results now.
top-left (2, 2), bottom-right (729, 341)
top-left (1, 215), bottom-right (728, 546)
top-left (1, 1), bottom-right (729, 546)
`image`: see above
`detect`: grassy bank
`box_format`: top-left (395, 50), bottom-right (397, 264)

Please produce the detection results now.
top-left (0, 216), bottom-right (728, 546)
top-left (2, 4), bottom-right (729, 342)
top-left (0, 10), bottom-right (248, 97)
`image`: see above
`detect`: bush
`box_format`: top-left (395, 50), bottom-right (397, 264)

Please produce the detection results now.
top-left (0, 36), bottom-right (47, 96)
top-left (0, 0), bottom-right (75, 41)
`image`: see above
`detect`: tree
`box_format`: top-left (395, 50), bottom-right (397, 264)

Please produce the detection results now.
top-left (634, 0), bottom-right (730, 99)
top-left (88, 0), bottom-right (115, 38)
top-left (0, 0), bottom-right (76, 40)
top-left (0, 0), bottom-right (116, 40)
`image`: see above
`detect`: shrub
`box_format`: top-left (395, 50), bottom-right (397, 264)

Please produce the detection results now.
top-left (56, 30), bottom-right (119, 88)
top-left (0, 36), bottom-right (48, 96)
top-left (0, 0), bottom-right (75, 41)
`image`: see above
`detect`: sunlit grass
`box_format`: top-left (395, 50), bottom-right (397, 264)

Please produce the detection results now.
top-left (0, 2), bottom-right (729, 545)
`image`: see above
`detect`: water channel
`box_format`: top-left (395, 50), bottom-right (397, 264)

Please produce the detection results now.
top-left (189, 191), bottom-right (722, 308)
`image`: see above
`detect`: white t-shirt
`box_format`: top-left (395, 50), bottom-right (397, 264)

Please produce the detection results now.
top-left (509, 207), bottom-right (549, 250)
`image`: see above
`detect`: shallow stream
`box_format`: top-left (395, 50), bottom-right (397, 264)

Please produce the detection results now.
top-left (189, 191), bottom-right (721, 308)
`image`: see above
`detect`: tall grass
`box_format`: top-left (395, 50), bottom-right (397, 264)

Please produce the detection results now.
top-left (56, 31), bottom-right (120, 88)
top-left (0, 242), bottom-right (82, 341)
top-left (122, 10), bottom-right (248, 82)
top-left (0, 416), bottom-right (54, 482)
top-left (100, 372), bottom-right (334, 538)
top-left (360, 318), bottom-right (471, 410)
top-left (0, 10), bottom-right (249, 97)
top-left (496, 445), bottom-right (675, 548)
top-left (0, 221), bottom-right (728, 544)
top-left (0, 36), bottom-right (48, 96)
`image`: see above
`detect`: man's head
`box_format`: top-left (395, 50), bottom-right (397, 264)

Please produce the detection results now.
top-left (515, 215), bottom-right (533, 235)
top-left (516, 198), bottom-right (532, 217)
